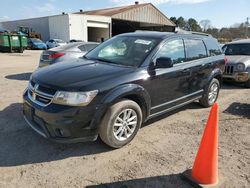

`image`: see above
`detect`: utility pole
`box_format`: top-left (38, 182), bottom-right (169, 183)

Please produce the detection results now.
top-left (246, 17), bottom-right (249, 38)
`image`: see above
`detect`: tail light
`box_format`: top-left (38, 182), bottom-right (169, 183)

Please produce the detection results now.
top-left (49, 52), bottom-right (65, 59)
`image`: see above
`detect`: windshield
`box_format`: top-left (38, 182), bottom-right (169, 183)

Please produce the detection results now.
top-left (85, 36), bottom-right (160, 67)
top-left (224, 43), bottom-right (250, 55)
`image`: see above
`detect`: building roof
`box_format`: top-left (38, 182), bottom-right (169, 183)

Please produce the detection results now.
top-left (80, 3), bottom-right (150, 16)
top-left (75, 3), bottom-right (175, 27)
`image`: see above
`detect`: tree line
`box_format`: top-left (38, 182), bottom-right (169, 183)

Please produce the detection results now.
top-left (170, 16), bottom-right (249, 43)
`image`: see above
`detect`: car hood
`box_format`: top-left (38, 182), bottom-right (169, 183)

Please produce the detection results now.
top-left (226, 55), bottom-right (250, 66)
top-left (32, 59), bottom-right (134, 90)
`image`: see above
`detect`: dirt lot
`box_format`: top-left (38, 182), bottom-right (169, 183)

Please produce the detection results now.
top-left (0, 50), bottom-right (249, 188)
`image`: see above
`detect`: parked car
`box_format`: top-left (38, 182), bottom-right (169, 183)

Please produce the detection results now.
top-left (222, 39), bottom-right (250, 87)
top-left (46, 39), bottom-right (66, 49)
top-left (28, 38), bottom-right (47, 50)
top-left (39, 42), bottom-right (99, 68)
top-left (23, 31), bottom-right (225, 148)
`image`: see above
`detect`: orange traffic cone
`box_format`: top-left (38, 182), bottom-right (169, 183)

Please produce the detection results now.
top-left (182, 103), bottom-right (223, 187)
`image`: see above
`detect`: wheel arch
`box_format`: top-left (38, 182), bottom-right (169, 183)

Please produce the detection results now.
top-left (208, 68), bottom-right (223, 87)
top-left (101, 84), bottom-right (151, 122)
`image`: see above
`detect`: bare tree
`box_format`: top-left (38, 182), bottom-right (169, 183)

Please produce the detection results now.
top-left (200, 20), bottom-right (212, 32)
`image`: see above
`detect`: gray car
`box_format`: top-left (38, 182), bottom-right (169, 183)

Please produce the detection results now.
top-left (222, 39), bottom-right (250, 87)
top-left (39, 42), bottom-right (99, 68)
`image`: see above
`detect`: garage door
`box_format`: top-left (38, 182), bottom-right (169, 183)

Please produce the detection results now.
top-left (87, 21), bottom-right (109, 28)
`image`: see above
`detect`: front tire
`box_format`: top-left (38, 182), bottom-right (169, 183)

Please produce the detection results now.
top-left (99, 100), bottom-right (142, 148)
top-left (199, 78), bottom-right (220, 107)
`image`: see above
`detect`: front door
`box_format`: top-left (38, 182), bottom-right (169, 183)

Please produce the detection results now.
top-left (147, 38), bottom-right (194, 115)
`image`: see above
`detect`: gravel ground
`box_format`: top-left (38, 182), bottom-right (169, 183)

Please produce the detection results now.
top-left (0, 50), bottom-right (249, 188)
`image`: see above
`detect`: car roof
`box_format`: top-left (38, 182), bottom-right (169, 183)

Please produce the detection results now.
top-left (226, 39), bottom-right (250, 45)
top-left (117, 31), bottom-right (213, 40)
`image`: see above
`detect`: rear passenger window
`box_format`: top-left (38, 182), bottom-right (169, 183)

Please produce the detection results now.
top-left (205, 39), bottom-right (222, 56)
top-left (155, 39), bottom-right (185, 64)
top-left (185, 39), bottom-right (207, 61)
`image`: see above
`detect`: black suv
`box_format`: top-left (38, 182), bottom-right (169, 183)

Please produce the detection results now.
top-left (23, 31), bottom-right (225, 148)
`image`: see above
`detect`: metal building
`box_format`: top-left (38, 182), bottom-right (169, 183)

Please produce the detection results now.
top-left (0, 3), bottom-right (175, 42)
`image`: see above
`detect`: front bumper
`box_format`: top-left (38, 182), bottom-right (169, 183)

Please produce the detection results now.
top-left (223, 72), bottom-right (249, 82)
top-left (23, 91), bottom-right (101, 143)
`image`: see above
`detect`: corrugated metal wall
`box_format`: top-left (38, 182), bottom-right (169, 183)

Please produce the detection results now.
top-left (0, 17), bottom-right (50, 41)
top-left (112, 4), bottom-right (174, 26)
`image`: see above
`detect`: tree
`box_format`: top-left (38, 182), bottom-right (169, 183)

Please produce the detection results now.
top-left (206, 28), bottom-right (219, 38)
top-left (170, 17), bottom-right (177, 25)
top-left (200, 20), bottom-right (212, 32)
top-left (188, 18), bottom-right (202, 32)
top-left (176, 17), bottom-right (186, 28)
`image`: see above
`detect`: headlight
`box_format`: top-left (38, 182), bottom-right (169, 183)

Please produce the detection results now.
top-left (236, 63), bottom-right (245, 71)
top-left (53, 90), bottom-right (98, 106)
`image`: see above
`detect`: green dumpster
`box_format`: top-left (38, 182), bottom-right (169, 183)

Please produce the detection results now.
top-left (0, 33), bottom-right (28, 53)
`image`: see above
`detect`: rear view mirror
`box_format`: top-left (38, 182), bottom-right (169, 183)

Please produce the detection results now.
top-left (155, 57), bottom-right (173, 69)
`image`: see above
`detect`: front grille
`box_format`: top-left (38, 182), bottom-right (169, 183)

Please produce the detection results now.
top-left (28, 81), bottom-right (56, 106)
top-left (224, 65), bottom-right (234, 75)
top-left (38, 85), bottom-right (57, 95)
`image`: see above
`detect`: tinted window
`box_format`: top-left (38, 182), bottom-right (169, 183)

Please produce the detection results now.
top-left (78, 45), bottom-right (86, 51)
top-left (84, 44), bottom-right (98, 51)
top-left (155, 39), bottom-right (185, 64)
top-left (205, 39), bottom-right (222, 56)
top-left (224, 43), bottom-right (250, 55)
top-left (185, 39), bottom-right (207, 61)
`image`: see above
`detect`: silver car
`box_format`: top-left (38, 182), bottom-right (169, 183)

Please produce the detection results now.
top-left (39, 42), bottom-right (99, 68)
top-left (46, 39), bottom-right (67, 49)
top-left (222, 39), bottom-right (250, 87)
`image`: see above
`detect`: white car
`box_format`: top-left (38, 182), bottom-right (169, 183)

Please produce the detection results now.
top-left (46, 39), bottom-right (66, 49)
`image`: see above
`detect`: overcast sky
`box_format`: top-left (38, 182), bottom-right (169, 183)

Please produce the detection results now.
top-left (0, 0), bottom-right (249, 28)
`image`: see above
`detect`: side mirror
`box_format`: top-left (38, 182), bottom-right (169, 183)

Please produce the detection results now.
top-left (155, 57), bottom-right (173, 69)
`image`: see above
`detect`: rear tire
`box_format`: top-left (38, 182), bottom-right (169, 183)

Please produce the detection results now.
top-left (199, 78), bottom-right (220, 107)
top-left (99, 100), bottom-right (142, 148)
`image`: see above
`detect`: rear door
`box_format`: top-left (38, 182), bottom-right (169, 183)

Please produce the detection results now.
top-left (183, 38), bottom-right (211, 93)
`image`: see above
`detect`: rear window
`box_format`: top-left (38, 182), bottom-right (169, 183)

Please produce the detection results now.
top-left (224, 43), bottom-right (250, 55)
top-left (54, 39), bottom-right (65, 43)
top-left (85, 44), bottom-right (98, 51)
top-left (204, 39), bottom-right (222, 56)
top-left (49, 43), bottom-right (81, 52)
top-left (185, 39), bottom-right (207, 61)
top-left (31, 38), bottom-right (43, 43)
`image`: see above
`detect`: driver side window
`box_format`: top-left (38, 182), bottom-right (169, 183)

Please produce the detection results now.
top-left (155, 39), bottom-right (185, 64)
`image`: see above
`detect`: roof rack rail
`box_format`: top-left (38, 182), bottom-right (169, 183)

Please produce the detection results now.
top-left (135, 30), bottom-right (174, 34)
top-left (175, 28), bottom-right (211, 37)
top-left (190, 31), bottom-right (211, 37)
